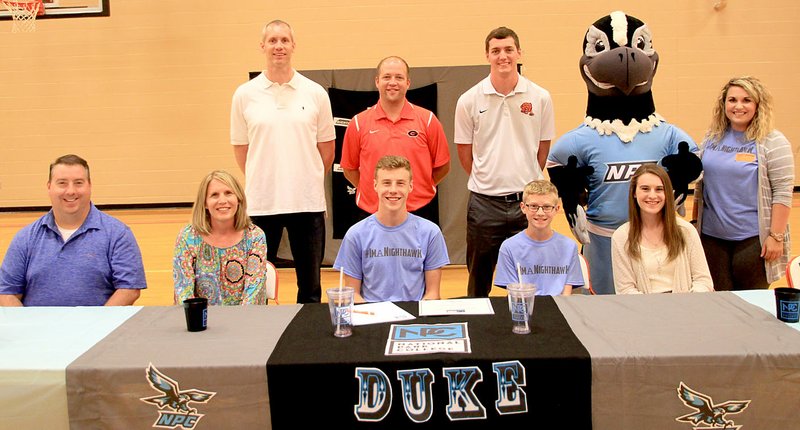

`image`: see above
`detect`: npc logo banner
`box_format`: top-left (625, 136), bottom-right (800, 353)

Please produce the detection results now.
top-left (140, 363), bottom-right (216, 429)
top-left (385, 322), bottom-right (471, 355)
top-left (675, 382), bottom-right (750, 429)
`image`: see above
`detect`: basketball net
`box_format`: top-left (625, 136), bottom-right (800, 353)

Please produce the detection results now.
top-left (2, 0), bottom-right (43, 33)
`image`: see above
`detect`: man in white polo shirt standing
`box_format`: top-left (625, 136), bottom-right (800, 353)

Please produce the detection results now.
top-left (230, 19), bottom-right (336, 303)
top-left (454, 26), bottom-right (556, 297)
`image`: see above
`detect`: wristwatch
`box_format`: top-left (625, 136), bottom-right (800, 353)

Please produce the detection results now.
top-left (769, 231), bottom-right (786, 242)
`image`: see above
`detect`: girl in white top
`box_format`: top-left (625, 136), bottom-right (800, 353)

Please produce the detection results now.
top-left (611, 164), bottom-right (713, 294)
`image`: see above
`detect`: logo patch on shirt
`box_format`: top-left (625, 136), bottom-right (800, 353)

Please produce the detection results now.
top-left (735, 152), bottom-right (756, 163)
top-left (603, 161), bottom-right (656, 183)
top-left (520, 102), bottom-right (534, 116)
top-left (407, 130), bottom-right (419, 137)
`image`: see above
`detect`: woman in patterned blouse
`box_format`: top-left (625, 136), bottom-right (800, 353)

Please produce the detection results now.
top-left (173, 171), bottom-right (268, 305)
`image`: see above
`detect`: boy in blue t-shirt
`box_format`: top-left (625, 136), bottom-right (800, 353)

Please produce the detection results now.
top-left (495, 180), bottom-right (583, 295)
top-left (334, 155), bottom-right (449, 303)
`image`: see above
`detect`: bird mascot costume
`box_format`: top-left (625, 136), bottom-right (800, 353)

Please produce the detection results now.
top-left (547, 11), bottom-right (702, 294)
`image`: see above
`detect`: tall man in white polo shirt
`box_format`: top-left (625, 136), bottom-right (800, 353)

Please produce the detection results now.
top-left (454, 27), bottom-right (556, 297)
top-left (230, 19), bottom-right (336, 303)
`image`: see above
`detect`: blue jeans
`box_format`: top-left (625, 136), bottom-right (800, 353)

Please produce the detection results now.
top-left (251, 212), bottom-right (325, 303)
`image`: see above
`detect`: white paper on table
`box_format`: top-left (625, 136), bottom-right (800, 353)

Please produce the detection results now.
top-left (352, 301), bottom-right (416, 326)
top-left (418, 298), bottom-right (495, 316)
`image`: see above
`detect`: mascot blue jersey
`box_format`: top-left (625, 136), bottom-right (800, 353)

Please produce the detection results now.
top-left (548, 122), bottom-right (696, 231)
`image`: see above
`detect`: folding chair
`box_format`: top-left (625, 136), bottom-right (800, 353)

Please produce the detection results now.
top-left (265, 260), bottom-right (280, 304)
top-left (786, 255), bottom-right (800, 289)
top-left (574, 254), bottom-right (594, 295)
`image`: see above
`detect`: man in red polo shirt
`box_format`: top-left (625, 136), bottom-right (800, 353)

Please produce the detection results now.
top-left (341, 56), bottom-right (450, 223)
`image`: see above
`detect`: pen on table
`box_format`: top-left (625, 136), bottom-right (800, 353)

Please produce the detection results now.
top-left (353, 310), bottom-right (375, 315)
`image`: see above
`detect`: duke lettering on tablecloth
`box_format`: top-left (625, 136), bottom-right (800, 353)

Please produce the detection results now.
top-left (266, 297), bottom-right (593, 428)
top-left (354, 360), bottom-right (527, 423)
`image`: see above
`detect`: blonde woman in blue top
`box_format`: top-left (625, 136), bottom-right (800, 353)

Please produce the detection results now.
top-left (694, 76), bottom-right (794, 290)
top-left (173, 171), bottom-right (267, 305)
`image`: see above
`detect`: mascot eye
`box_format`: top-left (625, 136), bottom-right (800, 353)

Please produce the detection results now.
top-left (595, 40), bottom-right (606, 52)
top-left (631, 25), bottom-right (655, 55)
top-left (584, 26), bottom-right (611, 57)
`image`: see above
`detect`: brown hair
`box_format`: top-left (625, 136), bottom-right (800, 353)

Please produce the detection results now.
top-left (485, 27), bottom-right (520, 52)
top-left (705, 76), bottom-right (774, 144)
top-left (191, 170), bottom-right (250, 235)
top-left (626, 164), bottom-right (685, 261)
top-left (262, 19), bottom-right (294, 42)
top-left (374, 155), bottom-right (412, 179)
top-left (49, 154), bottom-right (90, 183)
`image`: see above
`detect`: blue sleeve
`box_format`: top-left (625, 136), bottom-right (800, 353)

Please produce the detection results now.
top-left (671, 126), bottom-right (697, 152)
top-left (109, 226), bottom-right (147, 290)
top-left (494, 240), bottom-right (516, 287)
top-left (0, 229), bottom-right (30, 295)
top-left (423, 229), bottom-right (450, 271)
top-left (333, 231), bottom-right (364, 281)
top-left (565, 243), bottom-right (585, 287)
top-left (547, 131), bottom-right (579, 166)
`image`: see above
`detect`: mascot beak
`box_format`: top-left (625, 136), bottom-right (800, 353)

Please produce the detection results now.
top-left (582, 46), bottom-right (657, 96)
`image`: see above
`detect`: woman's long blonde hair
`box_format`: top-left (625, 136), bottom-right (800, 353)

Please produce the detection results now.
top-left (191, 170), bottom-right (250, 235)
top-left (626, 164), bottom-right (685, 261)
top-left (705, 76), bottom-right (774, 144)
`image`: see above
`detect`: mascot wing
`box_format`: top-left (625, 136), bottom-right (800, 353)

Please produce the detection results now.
top-left (661, 141), bottom-right (702, 208)
top-left (548, 156), bottom-right (593, 244)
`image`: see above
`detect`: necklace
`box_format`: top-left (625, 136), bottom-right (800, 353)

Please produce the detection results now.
top-left (641, 241), bottom-right (667, 275)
top-left (641, 229), bottom-right (664, 248)
top-left (652, 247), bottom-right (666, 275)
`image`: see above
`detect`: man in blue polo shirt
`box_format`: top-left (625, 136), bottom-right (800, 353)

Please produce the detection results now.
top-left (0, 154), bottom-right (147, 306)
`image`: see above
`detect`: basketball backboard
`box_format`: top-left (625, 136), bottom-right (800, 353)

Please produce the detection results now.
top-left (0, 0), bottom-right (108, 19)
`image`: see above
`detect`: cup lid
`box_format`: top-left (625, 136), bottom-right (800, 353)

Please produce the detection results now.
top-left (326, 286), bottom-right (355, 297)
top-left (507, 283), bottom-right (536, 293)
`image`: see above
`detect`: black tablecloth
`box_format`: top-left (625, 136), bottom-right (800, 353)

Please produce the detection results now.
top-left (267, 297), bottom-right (591, 428)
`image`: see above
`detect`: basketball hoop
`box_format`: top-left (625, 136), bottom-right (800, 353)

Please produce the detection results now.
top-left (2, 0), bottom-right (44, 33)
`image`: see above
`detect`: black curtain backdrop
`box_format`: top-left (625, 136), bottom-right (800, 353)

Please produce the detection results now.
top-left (250, 66), bottom-right (490, 265)
top-left (329, 84), bottom-right (438, 238)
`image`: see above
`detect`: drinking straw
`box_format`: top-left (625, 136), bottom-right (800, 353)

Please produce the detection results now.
top-left (337, 268), bottom-right (343, 334)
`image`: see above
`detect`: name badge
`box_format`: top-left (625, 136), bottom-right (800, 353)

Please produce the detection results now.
top-left (735, 152), bottom-right (756, 163)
